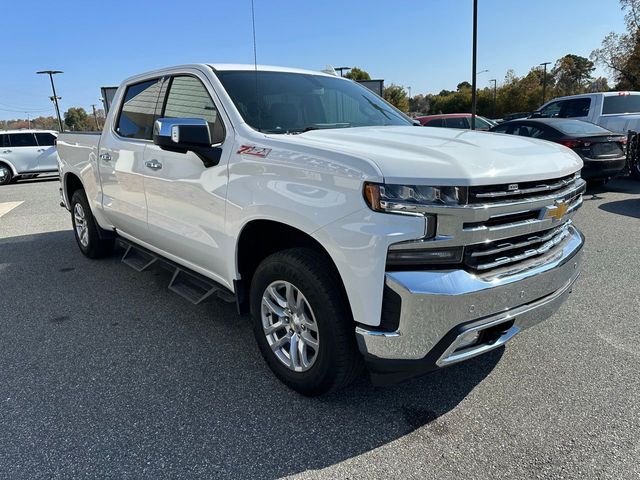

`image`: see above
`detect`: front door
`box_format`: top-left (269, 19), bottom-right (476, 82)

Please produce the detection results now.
top-left (142, 74), bottom-right (230, 281)
top-left (6, 132), bottom-right (39, 173)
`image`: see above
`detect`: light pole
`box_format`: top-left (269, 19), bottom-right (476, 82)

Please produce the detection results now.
top-left (540, 62), bottom-right (551, 105)
top-left (471, 0), bottom-right (478, 130)
top-left (490, 79), bottom-right (497, 118)
top-left (477, 69), bottom-right (489, 76)
top-left (334, 66), bottom-right (352, 77)
top-left (36, 70), bottom-right (64, 131)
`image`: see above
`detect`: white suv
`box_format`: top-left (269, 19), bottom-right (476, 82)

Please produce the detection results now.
top-left (0, 130), bottom-right (58, 185)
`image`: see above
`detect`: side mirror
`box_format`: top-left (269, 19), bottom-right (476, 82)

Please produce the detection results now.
top-left (529, 111), bottom-right (542, 119)
top-left (153, 118), bottom-right (222, 167)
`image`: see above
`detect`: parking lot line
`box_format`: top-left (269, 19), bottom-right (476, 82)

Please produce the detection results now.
top-left (0, 201), bottom-right (24, 218)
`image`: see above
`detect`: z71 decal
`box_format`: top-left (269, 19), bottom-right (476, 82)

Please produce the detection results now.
top-left (237, 145), bottom-right (272, 158)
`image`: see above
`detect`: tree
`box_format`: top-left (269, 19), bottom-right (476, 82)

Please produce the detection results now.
top-left (383, 84), bottom-right (409, 112)
top-left (408, 94), bottom-right (430, 114)
top-left (591, 0), bottom-right (640, 89)
top-left (344, 67), bottom-right (371, 80)
top-left (552, 54), bottom-right (595, 96)
top-left (64, 107), bottom-right (89, 131)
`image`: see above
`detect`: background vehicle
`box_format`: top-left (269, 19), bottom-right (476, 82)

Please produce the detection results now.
top-left (56, 64), bottom-right (585, 395)
top-left (490, 118), bottom-right (627, 183)
top-left (416, 113), bottom-right (494, 130)
top-left (502, 112), bottom-right (532, 122)
top-left (532, 92), bottom-right (640, 134)
top-left (0, 130), bottom-right (58, 185)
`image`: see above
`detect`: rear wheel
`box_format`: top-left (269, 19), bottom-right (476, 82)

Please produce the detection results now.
top-left (70, 189), bottom-right (114, 258)
top-left (250, 248), bottom-right (362, 396)
top-left (0, 164), bottom-right (12, 186)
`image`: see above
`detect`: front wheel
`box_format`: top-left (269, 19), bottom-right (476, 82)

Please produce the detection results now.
top-left (250, 248), bottom-right (362, 396)
top-left (70, 189), bottom-right (114, 258)
top-left (0, 164), bottom-right (13, 185)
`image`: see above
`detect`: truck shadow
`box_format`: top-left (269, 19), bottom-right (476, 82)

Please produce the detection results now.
top-left (0, 230), bottom-right (501, 479)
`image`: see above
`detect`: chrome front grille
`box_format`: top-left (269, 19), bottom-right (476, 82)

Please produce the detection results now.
top-left (468, 173), bottom-right (578, 204)
top-left (464, 223), bottom-right (572, 271)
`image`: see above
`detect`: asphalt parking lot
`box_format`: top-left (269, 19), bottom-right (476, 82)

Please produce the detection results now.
top-left (0, 176), bottom-right (639, 480)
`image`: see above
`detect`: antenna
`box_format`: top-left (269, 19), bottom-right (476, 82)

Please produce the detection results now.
top-left (251, 0), bottom-right (261, 132)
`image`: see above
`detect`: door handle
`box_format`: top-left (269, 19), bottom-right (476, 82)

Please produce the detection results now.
top-left (99, 152), bottom-right (112, 162)
top-left (2, 150), bottom-right (11, 154)
top-left (145, 159), bottom-right (163, 170)
top-left (37, 149), bottom-right (45, 152)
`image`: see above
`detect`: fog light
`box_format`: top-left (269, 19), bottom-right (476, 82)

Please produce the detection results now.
top-left (456, 330), bottom-right (481, 350)
top-left (386, 247), bottom-right (463, 267)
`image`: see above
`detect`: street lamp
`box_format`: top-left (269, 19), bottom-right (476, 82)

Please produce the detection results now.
top-left (36, 70), bottom-right (64, 131)
top-left (490, 79), bottom-right (497, 118)
top-left (470, 0), bottom-right (478, 130)
top-left (334, 66), bottom-right (352, 77)
top-left (476, 69), bottom-right (489, 76)
top-left (540, 62), bottom-right (551, 105)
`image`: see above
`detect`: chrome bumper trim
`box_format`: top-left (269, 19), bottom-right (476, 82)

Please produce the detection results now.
top-left (356, 225), bottom-right (584, 362)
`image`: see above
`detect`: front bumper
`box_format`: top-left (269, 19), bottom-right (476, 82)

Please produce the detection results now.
top-left (356, 224), bottom-right (584, 377)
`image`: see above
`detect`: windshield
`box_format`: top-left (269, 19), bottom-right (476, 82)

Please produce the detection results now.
top-left (552, 120), bottom-right (612, 136)
top-left (214, 70), bottom-right (412, 133)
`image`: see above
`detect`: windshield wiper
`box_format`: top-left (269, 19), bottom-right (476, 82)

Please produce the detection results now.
top-left (302, 123), bottom-right (351, 132)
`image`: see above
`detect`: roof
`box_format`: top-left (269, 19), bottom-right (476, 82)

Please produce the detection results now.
top-left (417, 113), bottom-right (473, 119)
top-left (208, 63), bottom-right (338, 77)
top-left (0, 129), bottom-right (57, 134)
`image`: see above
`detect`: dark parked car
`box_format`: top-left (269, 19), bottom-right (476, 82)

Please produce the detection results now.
top-left (416, 113), bottom-right (495, 130)
top-left (490, 118), bottom-right (627, 183)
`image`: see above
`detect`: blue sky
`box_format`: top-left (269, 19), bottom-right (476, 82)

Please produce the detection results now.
top-left (0, 0), bottom-right (626, 120)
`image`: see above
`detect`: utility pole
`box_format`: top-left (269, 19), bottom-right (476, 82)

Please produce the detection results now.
top-left (36, 70), bottom-right (64, 132)
top-left (470, 0), bottom-right (478, 130)
top-left (540, 62), bottom-right (551, 104)
top-left (91, 104), bottom-right (100, 130)
top-left (26, 113), bottom-right (31, 129)
top-left (490, 79), bottom-right (497, 118)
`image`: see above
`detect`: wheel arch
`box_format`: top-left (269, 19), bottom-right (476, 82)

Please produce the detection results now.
top-left (234, 219), bottom-right (351, 317)
top-left (0, 158), bottom-right (18, 176)
top-left (64, 172), bottom-right (84, 204)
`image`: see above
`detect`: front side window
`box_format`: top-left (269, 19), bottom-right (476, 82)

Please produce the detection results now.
top-left (35, 133), bottom-right (56, 146)
top-left (475, 117), bottom-right (493, 129)
top-left (540, 101), bottom-right (563, 118)
top-left (8, 133), bottom-right (37, 147)
top-left (163, 76), bottom-right (225, 144)
top-left (116, 78), bottom-right (163, 140)
top-left (215, 70), bottom-right (412, 133)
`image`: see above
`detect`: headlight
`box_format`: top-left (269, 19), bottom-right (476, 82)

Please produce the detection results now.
top-left (364, 182), bottom-right (465, 213)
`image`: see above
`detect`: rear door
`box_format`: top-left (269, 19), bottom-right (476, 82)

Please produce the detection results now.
top-left (142, 72), bottom-right (230, 279)
top-left (34, 132), bottom-right (58, 171)
top-left (97, 77), bottom-right (166, 241)
top-left (6, 133), bottom-right (39, 173)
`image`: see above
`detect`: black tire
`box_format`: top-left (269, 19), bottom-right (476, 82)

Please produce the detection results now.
top-left (0, 163), bottom-right (12, 186)
top-left (70, 189), bottom-right (115, 258)
top-left (631, 159), bottom-right (640, 180)
top-left (250, 248), bottom-right (363, 396)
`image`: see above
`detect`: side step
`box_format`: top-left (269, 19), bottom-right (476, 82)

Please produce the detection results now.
top-left (118, 239), bottom-right (235, 305)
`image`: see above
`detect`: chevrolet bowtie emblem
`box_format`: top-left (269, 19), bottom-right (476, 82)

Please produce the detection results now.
top-left (540, 201), bottom-right (569, 221)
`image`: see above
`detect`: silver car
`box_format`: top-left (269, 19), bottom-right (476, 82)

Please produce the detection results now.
top-left (0, 130), bottom-right (58, 185)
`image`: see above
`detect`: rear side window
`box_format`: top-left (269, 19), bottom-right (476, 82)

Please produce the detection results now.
top-left (8, 133), bottom-right (37, 147)
top-left (559, 98), bottom-right (591, 118)
top-left (35, 133), bottom-right (56, 146)
top-left (445, 117), bottom-right (469, 129)
top-left (116, 78), bottom-right (163, 140)
top-left (424, 118), bottom-right (444, 127)
top-left (512, 124), bottom-right (546, 138)
top-left (162, 76), bottom-right (225, 144)
top-left (602, 95), bottom-right (640, 115)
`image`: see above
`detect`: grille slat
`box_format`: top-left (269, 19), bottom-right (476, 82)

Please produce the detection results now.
top-left (469, 173), bottom-right (578, 204)
top-left (465, 224), bottom-right (571, 271)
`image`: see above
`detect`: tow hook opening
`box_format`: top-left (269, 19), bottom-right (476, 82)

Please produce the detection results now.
top-left (437, 319), bottom-right (520, 367)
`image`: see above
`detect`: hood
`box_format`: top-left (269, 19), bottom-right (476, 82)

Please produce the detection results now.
top-left (277, 126), bottom-right (583, 186)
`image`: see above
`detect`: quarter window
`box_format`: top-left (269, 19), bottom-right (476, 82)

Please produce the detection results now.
top-left (8, 133), bottom-right (37, 147)
top-left (163, 76), bottom-right (225, 144)
top-left (116, 78), bottom-right (163, 140)
top-left (35, 133), bottom-right (56, 146)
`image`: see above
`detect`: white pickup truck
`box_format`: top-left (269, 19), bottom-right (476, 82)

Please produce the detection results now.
top-left (57, 64), bottom-right (586, 395)
top-left (533, 91), bottom-right (640, 134)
